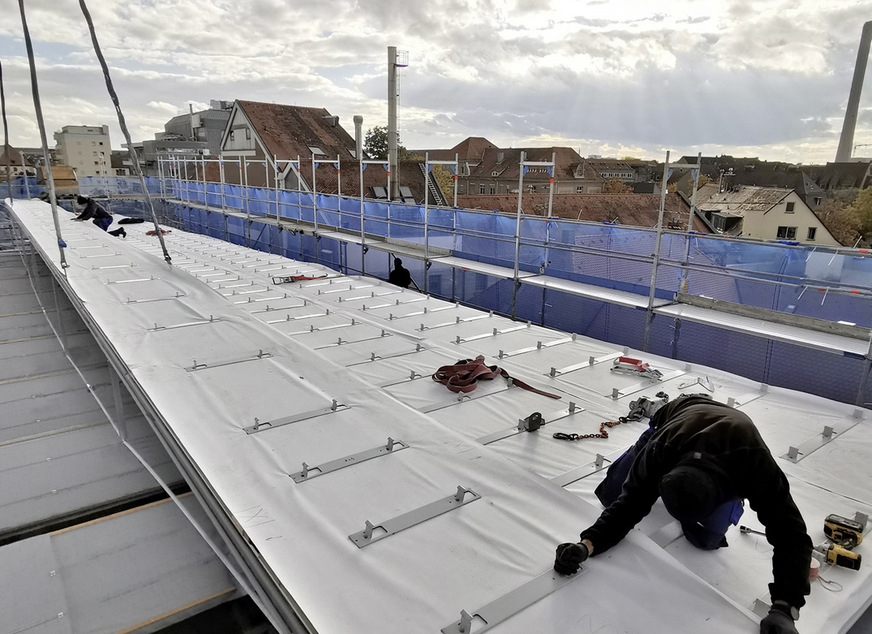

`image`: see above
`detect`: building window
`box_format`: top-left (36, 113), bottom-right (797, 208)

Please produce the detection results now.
top-left (776, 226), bottom-right (797, 239)
top-left (479, 184), bottom-right (485, 194)
top-left (245, 128), bottom-right (251, 140)
top-left (576, 186), bottom-right (583, 193)
top-left (489, 184), bottom-right (496, 194)
top-left (229, 130), bottom-right (235, 141)
top-left (814, 197), bottom-right (822, 206)
top-left (807, 227), bottom-right (817, 241)
top-left (785, 202), bottom-right (795, 213)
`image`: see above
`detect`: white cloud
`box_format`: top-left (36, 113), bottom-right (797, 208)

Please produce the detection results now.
top-left (0, 0), bottom-right (868, 164)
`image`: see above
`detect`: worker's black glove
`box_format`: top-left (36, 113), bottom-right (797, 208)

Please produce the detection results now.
top-left (760, 605), bottom-right (798, 634)
top-left (553, 542), bottom-right (589, 575)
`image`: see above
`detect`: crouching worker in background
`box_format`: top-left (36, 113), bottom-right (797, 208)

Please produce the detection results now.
top-left (553, 395), bottom-right (812, 634)
top-left (72, 195), bottom-right (124, 237)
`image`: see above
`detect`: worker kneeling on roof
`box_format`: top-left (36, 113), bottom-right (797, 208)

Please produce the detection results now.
top-left (554, 394), bottom-right (812, 634)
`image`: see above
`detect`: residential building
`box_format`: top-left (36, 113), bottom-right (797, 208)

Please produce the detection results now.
top-left (412, 136), bottom-right (498, 178)
top-left (110, 150), bottom-right (131, 177)
top-left (164, 100), bottom-right (233, 156)
top-left (583, 158), bottom-right (636, 182)
top-left (208, 100), bottom-right (433, 203)
top-left (455, 192), bottom-right (706, 231)
top-left (695, 185), bottom-right (839, 245)
top-left (126, 136), bottom-right (208, 177)
top-left (0, 144), bottom-right (32, 180)
top-left (456, 146), bottom-right (605, 196)
top-left (53, 124), bottom-right (111, 178)
top-left (806, 161), bottom-right (872, 193)
top-left (676, 155), bottom-right (830, 210)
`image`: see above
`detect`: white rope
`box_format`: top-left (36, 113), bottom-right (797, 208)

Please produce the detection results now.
top-left (17, 0), bottom-right (69, 269)
top-left (1, 61), bottom-right (13, 205)
top-left (77, 0), bottom-right (172, 266)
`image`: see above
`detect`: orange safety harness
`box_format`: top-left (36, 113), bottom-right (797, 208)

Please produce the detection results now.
top-left (432, 355), bottom-right (561, 400)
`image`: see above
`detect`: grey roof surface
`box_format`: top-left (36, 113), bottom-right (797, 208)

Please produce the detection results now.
top-left (0, 238), bottom-right (238, 632)
top-left (696, 185), bottom-right (792, 217)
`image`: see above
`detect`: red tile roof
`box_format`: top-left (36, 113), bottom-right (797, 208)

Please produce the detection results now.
top-left (236, 101), bottom-right (357, 162)
top-left (456, 192), bottom-right (708, 231)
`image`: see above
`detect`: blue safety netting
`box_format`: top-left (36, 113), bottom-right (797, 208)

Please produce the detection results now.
top-left (159, 184), bottom-right (870, 406)
top-left (78, 176), bottom-right (162, 196)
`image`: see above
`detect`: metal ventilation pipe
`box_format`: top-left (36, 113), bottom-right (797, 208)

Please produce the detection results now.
top-left (387, 46), bottom-right (399, 200)
top-left (354, 115), bottom-right (363, 161)
top-left (836, 21), bottom-right (872, 162)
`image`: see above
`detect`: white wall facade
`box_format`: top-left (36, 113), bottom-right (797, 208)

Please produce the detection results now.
top-left (53, 125), bottom-right (111, 178)
top-left (742, 190), bottom-right (839, 245)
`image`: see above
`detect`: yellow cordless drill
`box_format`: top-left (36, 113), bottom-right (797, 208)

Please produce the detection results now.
top-left (817, 514), bottom-right (863, 571)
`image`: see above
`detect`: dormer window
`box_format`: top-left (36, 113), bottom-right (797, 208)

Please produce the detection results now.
top-left (491, 171), bottom-right (499, 177)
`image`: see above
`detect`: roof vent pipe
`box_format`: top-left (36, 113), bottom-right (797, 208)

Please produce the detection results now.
top-left (354, 115), bottom-right (363, 160)
top-left (836, 21), bottom-right (872, 162)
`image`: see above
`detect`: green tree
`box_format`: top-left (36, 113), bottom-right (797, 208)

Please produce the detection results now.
top-left (844, 186), bottom-right (872, 245)
top-left (364, 126), bottom-right (389, 160)
top-left (363, 126), bottom-right (413, 161)
top-left (815, 190), bottom-right (862, 246)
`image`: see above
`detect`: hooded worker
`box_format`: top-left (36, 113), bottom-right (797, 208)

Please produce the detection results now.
top-left (553, 395), bottom-right (812, 634)
top-left (72, 195), bottom-right (117, 233)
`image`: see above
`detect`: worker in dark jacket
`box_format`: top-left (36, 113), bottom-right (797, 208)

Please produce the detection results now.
top-left (72, 195), bottom-right (114, 231)
top-left (388, 257), bottom-right (417, 289)
top-left (554, 395), bottom-right (812, 634)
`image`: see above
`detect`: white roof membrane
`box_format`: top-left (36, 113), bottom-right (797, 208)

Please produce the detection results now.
top-left (7, 199), bottom-right (872, 634)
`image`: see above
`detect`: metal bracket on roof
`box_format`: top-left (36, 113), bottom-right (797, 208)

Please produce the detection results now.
top-left (497, 335), bottom-right (576, 359)
top-left (149, 316), bottom-right (219, 331)
top-left (475, 402), bottom-right (584, 445)
top-left (125, 291), bottom-right (187, 304)
top-left (187, 349), bottom-right (272, 371)
top-left (349, 485), bottom-right (480, 548)
top-left (312, 331), bottom-right (392, 350)
top-left (456, 324), bottom-right (528, 344)
top-left (782, 417), bottom-right (862, 463)
top-left (441, 567), bottom-right (585, 634)
top-left (548, 352), bottom-right (622, 377)
top-left (244, 399), bottom-right (348, 434)
top-left (550, 447), bottom-right (628, 488)
top-left (290, 437), bottom-right (408, 483)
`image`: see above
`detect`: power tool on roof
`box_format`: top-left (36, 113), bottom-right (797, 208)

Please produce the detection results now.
top-left (824, 514), bottom-right (864, 549)
top-left (610, 356), bottom-right (663, 381)
top-left (815, 514), bottom-right (865, 571)
top-left (625, 392), bottom-right (670, 422)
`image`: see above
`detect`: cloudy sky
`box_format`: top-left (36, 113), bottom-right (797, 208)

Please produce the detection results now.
top-left (0, 0), bottom-right (870, 164)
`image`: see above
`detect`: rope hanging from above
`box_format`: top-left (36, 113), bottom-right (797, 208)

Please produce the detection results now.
top-left (77, 0), bottom-right (172, 267)
top-left (17, 0), bottom-right (69, 269)
top-left (1, 61), bottom-right (13, 205)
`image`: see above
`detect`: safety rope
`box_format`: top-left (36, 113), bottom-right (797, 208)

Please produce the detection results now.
top-left (432, 355), bottom-right (561, 399)
top-left (17, 0), bottom-right (69, 269)
top-left (1, 61), bottom-right (12, 205)
top-left (77, 0), bottom-right (172, 266)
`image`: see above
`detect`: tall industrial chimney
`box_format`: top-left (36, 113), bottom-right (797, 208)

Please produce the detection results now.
top-left (387, 47), bottom-right (408, 200)
top-left (835, 21), bottom-right (872, 162)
